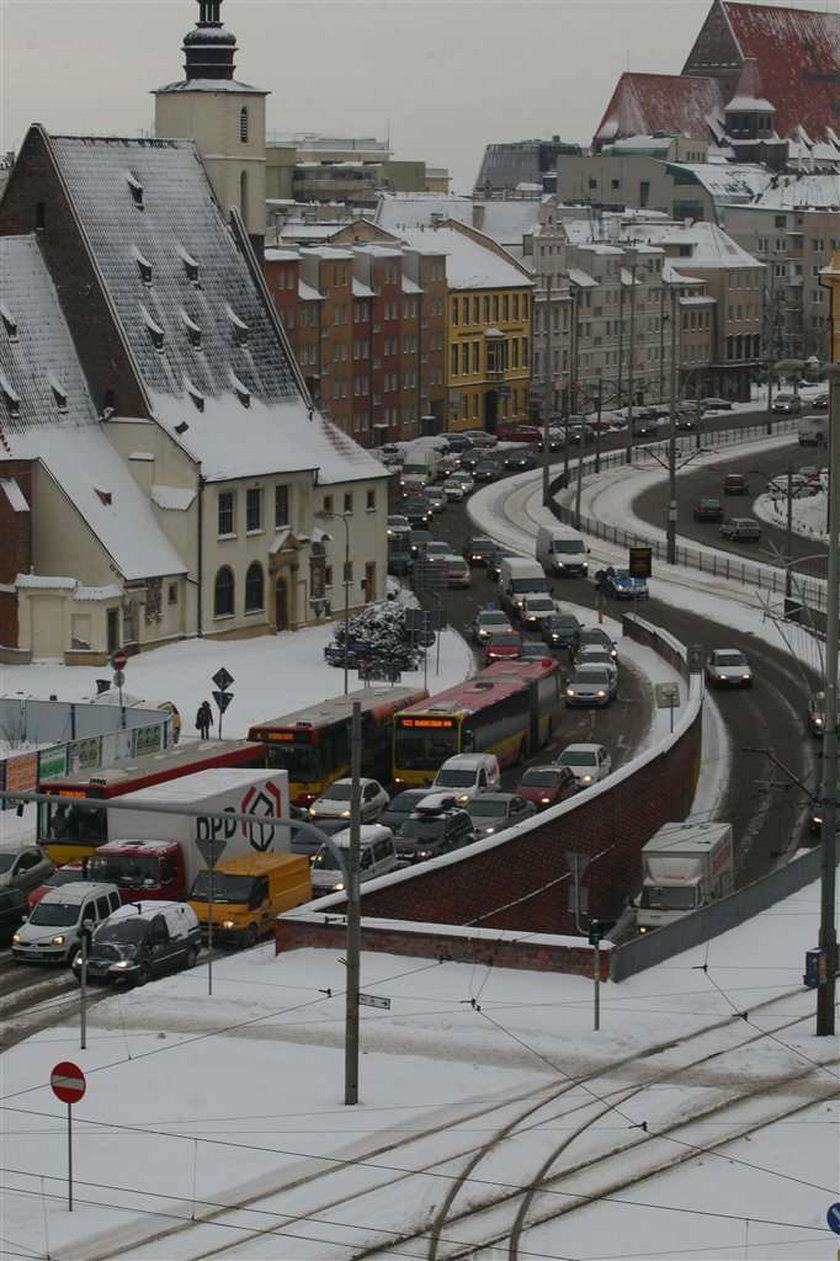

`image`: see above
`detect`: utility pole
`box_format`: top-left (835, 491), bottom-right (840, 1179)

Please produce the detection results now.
top-left (785, 468), bottom-right (794, 603)
top-left (666, 284), bottom-right (679, 565)
top-left (542, 271), bottom-right (553, 506)
top-left (595, 375), bottom-right (603, 474)
top-left (345, 701), bottom-right (363, 1101)
top-left (817, 367), bottom-right (839, 1037)
top-left (625, 249), bottom-right (638, 465)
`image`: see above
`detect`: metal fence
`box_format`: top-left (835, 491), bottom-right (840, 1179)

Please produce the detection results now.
top-left (552, 416), bottom-right (828, 614)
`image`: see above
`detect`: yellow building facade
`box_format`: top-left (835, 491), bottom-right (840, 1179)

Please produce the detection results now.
top-left (446, 285), bottom-right (533, 432)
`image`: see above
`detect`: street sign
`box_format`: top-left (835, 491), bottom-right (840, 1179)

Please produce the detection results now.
top-left (654, 682), bottom-right (680, 709)
top-left (359, 993), bottom-right (391, 1010)
top-left (212, 667), bottom-right (234, 691)
top-left (111, 649), bottom-right (127, 671)
top-left (212, 689), bottom-right (234, 714)
top-left (51, 1061), bottom-right (86, 1104)
top-left (827, 1202), bottom-right (840, 1236)
top-left (194, 831), bottom-right (228, 869)
top-left (628, 546), bottom-right (652, 578)
top-left (112, 669), bottom-right (125, 688)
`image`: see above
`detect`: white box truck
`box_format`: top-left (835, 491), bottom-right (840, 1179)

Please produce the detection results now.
top-left (92, 768), bottom-right (290, 903)
top-left (634, 821), bottom-right (734, 933)
top-left (798, 415), bottom-right (828, 446)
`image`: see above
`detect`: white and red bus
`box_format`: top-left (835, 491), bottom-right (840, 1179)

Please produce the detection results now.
top-left (392, 659), bottom-right (564, 787)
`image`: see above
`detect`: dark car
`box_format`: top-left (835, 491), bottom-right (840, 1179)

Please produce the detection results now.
top-left (395, 803), bottom-right (475, 863)
top-left (408, 528), bottom-right (433, 558)
top-left (807, 692), bottom-right (830, 737)
top-left (403, 498), bottom-right (434, 527)
top-left (473, 457), bottom-right (499, 483)
top-left (723, 473), bottom-right (749, 495)
top-left (503, 449), bottom-right (537, 472)
top-left (445, 434), bottom-right (474, 453)
top-left (72, 901), bottom-right (201, 987)
top-left (0, 888), bottom-right (28, 944)
top-left (812, 394), bottom-right (829, 411)
top-left (542, 612), bottom-right (582, 649)
top-left (701, 397), bottom-right (733, 412)
top-left (516, 765), bottom-right (579, 810)
top-left (518, 641), bottom-right (552, 661)
top-left (570, 626), bottom-right (618, 662)
top-left (291, 815), bottom-right (351, 856)
top-left (464, 536), bottom-right (501, 567)
top-left (380, 789), bottom-right (455, 833)
top-left (693, 497), bottom-right (724, 523)
top-left (459, 451), bottom-right (481, 473)
top-left (466, 792), bottom-right (536, 837)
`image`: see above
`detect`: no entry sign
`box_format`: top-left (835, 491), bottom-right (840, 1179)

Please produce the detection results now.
top-left (51, 1061), bottom-right (86, 1104)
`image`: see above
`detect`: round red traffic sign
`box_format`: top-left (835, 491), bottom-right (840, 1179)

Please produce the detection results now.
top-left (111, 649), bottom-right (127, 671)
top-left (51, 1061), bottom-right (86, 1104)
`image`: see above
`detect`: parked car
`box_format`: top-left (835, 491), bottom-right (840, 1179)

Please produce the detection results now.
top-left (308, 777), bottom-right (390, 823)
top-left (723, 473), bottom-right (749, 496)
top-left (601, 569), bottom-right (649, 599)
top-left (705, 648), bottom-right (753, 688)
top-left (497, 422), bottom-right (541, 443)
top-left (461, 429), bottom-right (498, 448)
top-left (311, 826), bottom-right (399, 894)
top-left (12, 882), bottom-right (122, 965)
top-left (570, 626), bottom-right (618, 662)
top-left (700, 397), bottom-right (733, 412)
top-left (542, 612), bottom-right (582, 650)
top-left (0, 846), bottom-right (54, 897)
top-left (564, 666), bottom-right (617, 707)
top-left (443, 555), bottom-right (471, 588)
top-left (720, 517), bottom-right (761, 542)
top-left (472, 608), bottom-right (512, 643)
top-left (72, 901), bottom-right (201, 987)
top-left (466, 793), bottom-right (536, 837)
top-left (503, 448), bottom-right (537, 472)
top-left (516, 765), bottom-right (579, 810)
top-left (395, 798), bottom-right (476, 863)
top-left (772, 393), bottom-right (802, 414)
top-left (484, 630), bottom-right (523, 663)
top-left (693, 497), bottom-right (724, 523)
top-left (555, 743), bottom-right (612, 786)
top-left (0, 888), bottom-right (28, 945)
top-left (464, 536), bottom-right (500, 567)
top-left (380, 789), bottom-right (457, 833)
top-left (444, 434), bottom-right (474, 453)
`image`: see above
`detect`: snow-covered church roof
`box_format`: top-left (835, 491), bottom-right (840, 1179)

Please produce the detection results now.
top-left (44, 132), bottom-right (386, 486)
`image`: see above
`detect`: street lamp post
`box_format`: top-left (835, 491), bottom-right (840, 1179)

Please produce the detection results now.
top-left (314, 509), bottom-right (351, 695)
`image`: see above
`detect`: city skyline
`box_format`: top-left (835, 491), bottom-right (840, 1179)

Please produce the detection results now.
top-left (1, 0), bottom-right (826, 191)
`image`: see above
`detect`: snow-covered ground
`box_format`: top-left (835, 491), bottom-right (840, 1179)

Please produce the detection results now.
top-left (0, 876), bottom-right (834, 1260)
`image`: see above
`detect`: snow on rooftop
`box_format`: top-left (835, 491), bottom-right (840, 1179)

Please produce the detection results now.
top-left (396, 225), bottom-right (532, 291)
top-left (150, 484), bottom-right (196, 511)
top-left (0, 478), bottom-right (29, 513)
top-left (674, 161), bottom-right (773, 203)
top-left (375, 191), bottom-right (474, 231)
top-left (628, 219), bottom-right (763, 270)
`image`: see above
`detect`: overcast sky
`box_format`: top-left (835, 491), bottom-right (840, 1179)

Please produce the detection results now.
top-left (0, 0), bottom-right (829, 191)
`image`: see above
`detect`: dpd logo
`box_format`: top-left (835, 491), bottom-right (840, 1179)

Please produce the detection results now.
top-left (241, 781), bottom-right (283, 851)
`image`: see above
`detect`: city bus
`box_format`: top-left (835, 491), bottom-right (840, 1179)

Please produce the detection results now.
top-left (248, 685), bottom-right (428, 806)
top-left (392, 659), bottom-right (563, 787)
top-left (39, 739), bottom-right (264, 864)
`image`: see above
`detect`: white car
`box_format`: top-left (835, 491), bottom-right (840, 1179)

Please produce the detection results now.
top-left (442, 479), bottom-right (466, 501)
top-left (387, 514), bottom-right (411, 539)
top-left (432, 753), bottom-right (501, 803)
top-left (554, 743), bottom-right (612, 787)
top-left (705, 649), bottom-right (753, 688)
top-left (309, 778), bottom-right (390, 823)
top-left (575, 645), bottom-right (619, 680)
top-left (518, 594), bottom-right (558, 629)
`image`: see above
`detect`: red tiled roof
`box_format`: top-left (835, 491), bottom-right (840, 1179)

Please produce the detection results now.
top-left (593, 73), bottom-right (723, 146)
top-left (723, 2), bottom-right (840, 142)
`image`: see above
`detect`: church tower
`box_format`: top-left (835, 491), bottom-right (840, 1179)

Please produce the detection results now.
top-left (153, 0), bottom-right (268, 255)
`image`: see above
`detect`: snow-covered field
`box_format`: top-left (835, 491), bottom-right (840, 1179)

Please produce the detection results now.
top-left (0, 878), bottom-right (834, 1260)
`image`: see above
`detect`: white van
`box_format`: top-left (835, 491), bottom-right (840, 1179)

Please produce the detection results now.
top-left (12, 881), bottom-right (122, 964)
top-left (310, 824), bottom-right (399, 894)
top-left (536, 526), bottom-right (589, 577)
top-left (400, 445), bottom-right (442, 490)
top-left (432, 753), bottom-right (501, 803)
top-left (498, 558), bottom-right (549, 615)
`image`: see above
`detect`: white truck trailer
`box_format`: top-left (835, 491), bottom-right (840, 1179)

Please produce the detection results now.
top-left (635, 821), bottom-right (734, 933)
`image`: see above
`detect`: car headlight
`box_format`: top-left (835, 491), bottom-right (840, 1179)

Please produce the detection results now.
top-left (51, 935), bottom-right (65, 946)
top-left (596, 690), bottom-right (606, 698)
top-left (457, 793), bottom-right (470, 803)
top-left (814, 717), bottom-right (825, 728)
top-left (417, 850), bottom-right (432, 860)
top-left (742, 673), bottom-right (751, 681)
top-left (308, 806), bottom-right (318, 816)
top-left (333, 881), bottom-right (345, 892)
top-left (340, 809), bottom-right (351, 818)
top-left (222, 920), bottom-right (236, 930)
top-left (112, 959), bottom-right (131, 970)
top-left (73, 952), bottom-right (83, 967)
top-left (12, 932), bottom-right (20, 944)
top-left (581, 774), bottom-right (593, 784)
top-left (565, 687), bottom-right (574, 697)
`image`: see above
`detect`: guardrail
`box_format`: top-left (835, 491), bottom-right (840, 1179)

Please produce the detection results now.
top-left (551, 417), bottom-right (828, 614)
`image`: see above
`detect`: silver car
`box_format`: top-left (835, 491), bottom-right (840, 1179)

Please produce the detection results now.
top-left (0, 846), bottom-right (54, 896)
top-left (564, 666), bottom-right (616, 707)
top-left (705, 649), bottom-right (752, 688)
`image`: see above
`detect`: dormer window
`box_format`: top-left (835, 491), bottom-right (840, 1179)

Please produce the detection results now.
top-left (225, 304), bottom-right (250, 347)
top-left (48, 374), bottom-right (68, 413)
top-left (177, 245), bottom-right (200, 286)
top-left (180, 309), bottom-right (202, 349)
top-left (140, 304), bottom-right (165, 352)
top-left (239, 107), bottom-right (249, 143)
top-left (132, 247), bottom-right (153, 286)
top-left (126, 172), bottom-right (144, 211)
top-left (230, 371), bottom-right (251, 408)
top-left (184, 376), bottom-right (205, 412)
top-left (0, 304), bottom-right (17, 342)
top-left (1, 371), bottom-right (20, 418)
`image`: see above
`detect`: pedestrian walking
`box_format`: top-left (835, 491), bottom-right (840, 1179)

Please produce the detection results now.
top-left (196, 699), bottom-right (213, 739)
